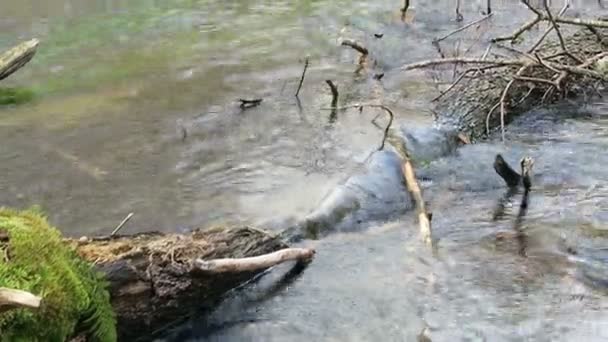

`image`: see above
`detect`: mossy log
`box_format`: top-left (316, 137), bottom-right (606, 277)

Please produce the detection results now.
top-left (0, 209), bottom-right (312, 341)
top-left (0, 39), bottom-right (39, 81)
top-left (71, 227), bottom-right (305, 341)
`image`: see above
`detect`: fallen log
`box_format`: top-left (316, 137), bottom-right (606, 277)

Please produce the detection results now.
top-left (0, 39), bottom-right (39, 81)
top-left (73, 227), bottom-right (313, 341)
top-left (0, 208), bottom-right (313, 341)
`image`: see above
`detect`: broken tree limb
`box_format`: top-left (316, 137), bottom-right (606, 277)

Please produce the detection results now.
top-left (194, 248), bottom-right (315, 274)
top-left (0, 39), bottom-right (39, 81)
top-left (0, 288), bottom-right (41, 313)
top-left (326, 80), bottom-right (339, 122)
top-left (401, 152), bottom-right (433, 246)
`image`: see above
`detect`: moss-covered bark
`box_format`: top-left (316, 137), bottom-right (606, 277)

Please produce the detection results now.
top-left (0, 208), bottom-right (115, 342)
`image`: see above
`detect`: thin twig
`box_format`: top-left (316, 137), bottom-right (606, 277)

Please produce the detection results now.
top-left (542, 0), bottom-right (583, 64)
top-left (111, 212), bottom-right (134, 236)
top-left (295, 57), bottom-right (309, 97)
top-left (401, 57), bottom-right (522, 71)
top-left (325, 80), bottom-right (339, 123)
top-left (434, 13), bottom-right (494, 43)
top-left (492, 17), bottom-right (541, 43)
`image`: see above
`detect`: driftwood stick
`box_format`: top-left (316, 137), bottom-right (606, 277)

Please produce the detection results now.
top-left (111, 212), bottom-right (134, 236)
top-left (0, 288), bottom-right (41, 313)
top-left (238, 98), bottom-right (263, 109)
top-left (295, 57), bottom-right (309, 97)
top-left (326, 80), bottom-right (339, 122)
top-left (0, 39), bottom-right (39, 81)
top-left (434, 13), bottom-right (494, 43)
top-left (194, 248), bottom-right (315, 273)
top-left (401, 154), bottom-right (432, 246)
top-left (400, 57), bottom-right (522, 71)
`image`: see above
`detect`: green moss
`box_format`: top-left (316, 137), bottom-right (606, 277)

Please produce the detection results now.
top-left (0, 208), bottom-right (116, 342)
top-left (0, 87), bottom-right (34, 106)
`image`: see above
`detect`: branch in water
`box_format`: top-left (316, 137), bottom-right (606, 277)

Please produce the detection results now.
top-left (494, 154), bottom-right (522, 188)
top-left (295, 57), bottom-right (309, 98)
top-left (325, 80), bottom-right (339, 122)
top-left (238, 98), bottom-right (263, 109)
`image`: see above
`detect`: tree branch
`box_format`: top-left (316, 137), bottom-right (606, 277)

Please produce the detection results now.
top-left (194, 248), bottom-right (315, 273)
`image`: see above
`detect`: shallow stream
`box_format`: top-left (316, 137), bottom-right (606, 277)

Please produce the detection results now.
top-left (2, 0), bottom-right (608, 340)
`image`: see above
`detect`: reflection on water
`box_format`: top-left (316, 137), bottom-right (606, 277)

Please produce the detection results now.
top-left (2, 0), bottom-right (608, 341)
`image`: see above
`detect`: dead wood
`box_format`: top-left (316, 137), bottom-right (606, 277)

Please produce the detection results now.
top-left (0, 288), bottom-right (41, 313)
top-left (401, 8), bottom-right (608, 141)
top-left (238, 98), bottom-right (263, 109)
top-left (295, 57), bottom-right (309, 97)
top-left (326, 80), bottom-right (339, 122)
top-left (194, 248), bottom-right (314, 273)
top-left (493, 154), bottom-right (521, 188)
top-left (71, 226), bottom-right (308, 341)
top-left (401, 151), bottom-right (433, 246)
top-left (0, 39), bottom-right (39, 81)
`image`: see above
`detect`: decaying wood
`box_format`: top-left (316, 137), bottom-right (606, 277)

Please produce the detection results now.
top-left (195, 248), bottom-right (314, 273)
top-left (0, 39), bottom-right (39, 81)
top-left (71, 226), bottom-right (309, 341)
top-left (401, 6), bottom-right (608, 141)
top-left (0, 288), bottom-right (41, 313)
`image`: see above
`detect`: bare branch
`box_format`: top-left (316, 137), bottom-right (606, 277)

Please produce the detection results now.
top-left (434, 13), bottom-right (494, 43)
top-left (400, 57), bottom-right (522, 71)
top-left (194, 248), bottom-right (315, 273)
top-left (295, 57), bottom-right (309, 97)
top-left (542, 0), bottom-right (583, 64)
top-left (0, 288), bottom-right (41, 313)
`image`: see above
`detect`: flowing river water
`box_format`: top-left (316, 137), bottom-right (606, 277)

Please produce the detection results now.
top-left (2, 0), bottom-right (608, 341)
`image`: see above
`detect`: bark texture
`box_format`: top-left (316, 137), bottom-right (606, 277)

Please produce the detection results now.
top-left (72, 226), bottom-right (288, 341)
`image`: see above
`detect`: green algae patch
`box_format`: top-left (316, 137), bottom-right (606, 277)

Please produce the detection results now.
top-left (0, 208), bottom-right (116, 342)
top-left (0, 87), bottom-right (34, 106)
